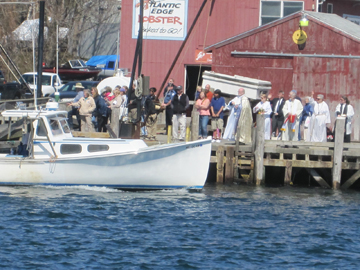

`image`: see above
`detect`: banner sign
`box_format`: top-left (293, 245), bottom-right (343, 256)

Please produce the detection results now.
top-left (195, 50), bottom-right (212, 64)
top-left (343, 14), bottom-right (360, 26)
top-left (132, 0), bottom-right (188, 40)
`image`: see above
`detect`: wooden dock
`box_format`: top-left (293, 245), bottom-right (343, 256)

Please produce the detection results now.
top-left (209, 114), bottom-right (360, 190)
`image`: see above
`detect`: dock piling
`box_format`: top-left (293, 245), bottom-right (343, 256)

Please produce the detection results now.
top-left (332, 117), bottom-right (345, 189)
top-left (254, 114), bottom-right (265, 185)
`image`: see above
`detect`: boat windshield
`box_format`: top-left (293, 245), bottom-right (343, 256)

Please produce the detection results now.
top-left (48, 117), bottom-right (71, 135)
top-left (69, 60), bottom-right (84, 68)
top-left (60, 119), bottom-right (71, 133)
top-left (49, 119), bottom-right (63, 136)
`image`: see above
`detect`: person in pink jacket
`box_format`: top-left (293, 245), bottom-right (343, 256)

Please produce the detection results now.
top-left (195, 91), bottom-right (210, 139)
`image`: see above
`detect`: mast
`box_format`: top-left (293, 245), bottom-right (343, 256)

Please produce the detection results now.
top-left (36, 0), bottom-right (45, 102)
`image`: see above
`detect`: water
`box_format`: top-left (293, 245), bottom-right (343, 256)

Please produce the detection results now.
top-left (1, 184), bottom-right (360, 269)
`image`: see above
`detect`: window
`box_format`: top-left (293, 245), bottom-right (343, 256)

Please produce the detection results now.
top-left (87, 144), bottom-right (109, 152)
top-left (60, 144), bottom-right (82, 154)
top-left (50, 119), bottom-right (62, 136)
top-left (327, 3), bottom-right (333, 14)
top-left (36, 119), bottom-right (47, 136)
top-left (261, 1), bottom-right (304, 25)
top-left (107, 61), bottom-right (115, 69)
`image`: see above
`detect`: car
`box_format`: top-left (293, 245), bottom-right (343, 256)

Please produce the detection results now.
top-left (49, 81), bottom-right (99, 101)
top-left (0, 82), bottom-right (28, 100)
top-left (22, 72), bottom-right (63, 97)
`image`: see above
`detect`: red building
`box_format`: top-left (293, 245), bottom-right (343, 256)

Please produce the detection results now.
top-left (206, 11), bottom-right (360, 139)
top-left (119, 0), bottom-right (316, 99)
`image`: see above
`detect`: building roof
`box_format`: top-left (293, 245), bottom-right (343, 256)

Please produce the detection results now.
top-left (205, 11), bottom-right (360, 51)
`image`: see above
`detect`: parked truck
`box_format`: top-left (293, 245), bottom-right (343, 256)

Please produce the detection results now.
top-left (22, 72), bottom-right (63, 97)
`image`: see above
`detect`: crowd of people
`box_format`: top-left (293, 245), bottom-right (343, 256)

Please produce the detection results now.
top-left (67, 82), bottom-right (158, 140)
top-left (191, 85), bottom-right (354, 144)
top-left (263, 90), bottom-right (354, 142)
top-left (66, 80), bottom-right (354, 144)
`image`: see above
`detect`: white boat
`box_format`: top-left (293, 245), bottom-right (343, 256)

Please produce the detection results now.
top-left (0, 110), bottom-right (211, 190)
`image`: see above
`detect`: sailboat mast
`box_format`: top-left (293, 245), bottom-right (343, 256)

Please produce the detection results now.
top-left (36, 0), bottom-right (45, 102)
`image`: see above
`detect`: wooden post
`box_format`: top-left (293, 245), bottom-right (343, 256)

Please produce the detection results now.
top-left (7, 117), bottom-right (12, 140)
top-left (341, 169), bottom-right (360, 190)
top-left (167, 125), bottom-right (172, 143)
top-left (332, 116), bottom-right (345, 189)
top-left (284, 160), bottom-right (292, 185)
top-left (186, 127), bottom-right (190, 142)
top-left (225, 146), bottom-right (234, 183)
top-left (191, 109), bottom-right (199, 141)
top-left (216, 145), bottom-right (224, 183)
top-left (254, 114), bottom-right (265, 185)
top-left (110, 109), bottom-right (120, 138)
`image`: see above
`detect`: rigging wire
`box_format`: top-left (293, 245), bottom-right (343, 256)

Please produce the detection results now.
top-left (196, 0), bottom-right (212, 88)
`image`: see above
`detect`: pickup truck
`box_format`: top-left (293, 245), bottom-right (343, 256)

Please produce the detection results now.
top-left (22, 72), bottom-right (63, 97)
top-left (0, 82), bottom-right (28, 99)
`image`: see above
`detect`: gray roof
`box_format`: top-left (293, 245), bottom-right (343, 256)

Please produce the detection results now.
top-left (205, 11), bottom-right (360, 51)
top-left (304, 11), bottom-right (360, 41)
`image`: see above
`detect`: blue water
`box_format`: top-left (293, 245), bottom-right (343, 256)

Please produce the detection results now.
top-left (0, 184), bottom-right (360, 269)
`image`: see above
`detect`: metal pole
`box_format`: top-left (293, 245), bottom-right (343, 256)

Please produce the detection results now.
top-left (138, 0), bottom-right (143, 77)
top-left (36, 1), bottom-right (45, 100)
top-left (56, 24), bottom-right (59, 77)
top-left (155, 0), bottom-right (209, 100)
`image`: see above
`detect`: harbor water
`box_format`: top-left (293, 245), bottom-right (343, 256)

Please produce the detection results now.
top-left (0, 184), bottom-right (359, 269)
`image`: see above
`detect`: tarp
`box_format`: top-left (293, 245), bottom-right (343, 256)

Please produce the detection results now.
top-left (86, 55), bottom-right (119, 69)
top-left (11, 19), bottom-right (68, 41)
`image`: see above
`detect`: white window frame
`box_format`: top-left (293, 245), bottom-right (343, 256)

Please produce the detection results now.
top-left (259, 1), bottom-right (304, 26)
top-left (327, 3), bottom-right (333, 14)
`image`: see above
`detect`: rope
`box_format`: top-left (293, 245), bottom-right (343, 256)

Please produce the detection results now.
top-left (173, 0), bottom-right (212, 91)
top-left (196, 0), bottom-right (212, 87)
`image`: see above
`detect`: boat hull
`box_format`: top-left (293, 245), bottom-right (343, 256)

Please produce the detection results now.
top-left (0, 140), bottom-right (211, 190)
top-left (43, 68), bottom-right (101, 81)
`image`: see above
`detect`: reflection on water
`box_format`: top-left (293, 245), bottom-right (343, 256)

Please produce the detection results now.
top-left (0, 184), bottom-right (359, 269)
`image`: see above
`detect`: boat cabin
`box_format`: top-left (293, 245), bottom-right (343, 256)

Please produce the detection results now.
top-left (1, 110), bottom-right (147, 160)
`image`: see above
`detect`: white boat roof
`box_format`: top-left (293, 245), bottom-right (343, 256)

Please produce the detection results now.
top-left (1, 110), bottom-right (68, 119)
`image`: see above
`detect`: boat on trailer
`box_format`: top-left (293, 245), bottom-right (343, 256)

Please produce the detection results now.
top-left (0, 110), bottom-right (211, 190)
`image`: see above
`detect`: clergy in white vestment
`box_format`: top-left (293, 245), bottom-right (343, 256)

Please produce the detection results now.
top-left (335, 95), bottom-right (354, 142)
top-left (253, 93), bottom-right (272, 140)
top-left (302, 96), bottom-right (316, 142)
top-left (311, 94), bottom-right (331, 142)
top-left (281, 90), bottom-right (303, 141)
top-left (223, 88), bottom-right (253, 144)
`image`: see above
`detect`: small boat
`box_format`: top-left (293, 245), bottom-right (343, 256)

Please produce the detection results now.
top-left (0, 109), bottom-right (211, 190)
top-left (43, 60), bottom-right (102, 81)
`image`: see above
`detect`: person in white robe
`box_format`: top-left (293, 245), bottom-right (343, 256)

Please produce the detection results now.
top-left (253, 93), bottom-right (272, 140)
top-left (335, 95), bottom-right (354, 142)
top-left (311, 94), bottom-right (331, 142)
top-left (223, 88), bottom-right (253, 144)
top-left (281, 90), bottom-right (303, 141)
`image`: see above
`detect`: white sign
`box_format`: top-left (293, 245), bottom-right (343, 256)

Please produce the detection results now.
top-left (343, 14), bottom-right (360, 26)
top-left (132, 0), bottom-right (188, 40)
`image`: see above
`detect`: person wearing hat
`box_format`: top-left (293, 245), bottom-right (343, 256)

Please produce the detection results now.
top-left (67, 82), bottom-right (84, 130)
top-left (172, 85), bottom-right (189, 141)
top-left (69, 89), bottom-right (96, 132)
top-left (281, 90), bottom-right (303, 141)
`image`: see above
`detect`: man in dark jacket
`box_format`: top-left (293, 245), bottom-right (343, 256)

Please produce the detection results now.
top-left (270, 90), bottom-right (285, 137)
top-left (127, 82), bottom-right (139, 123)
top-left (145, 87), bottom-right (157, 140)
top-left (172, 86), bottom-right (189, 141)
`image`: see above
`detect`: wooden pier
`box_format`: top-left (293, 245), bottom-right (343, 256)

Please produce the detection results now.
top-left (210, 114), bottom-right (360, 190)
